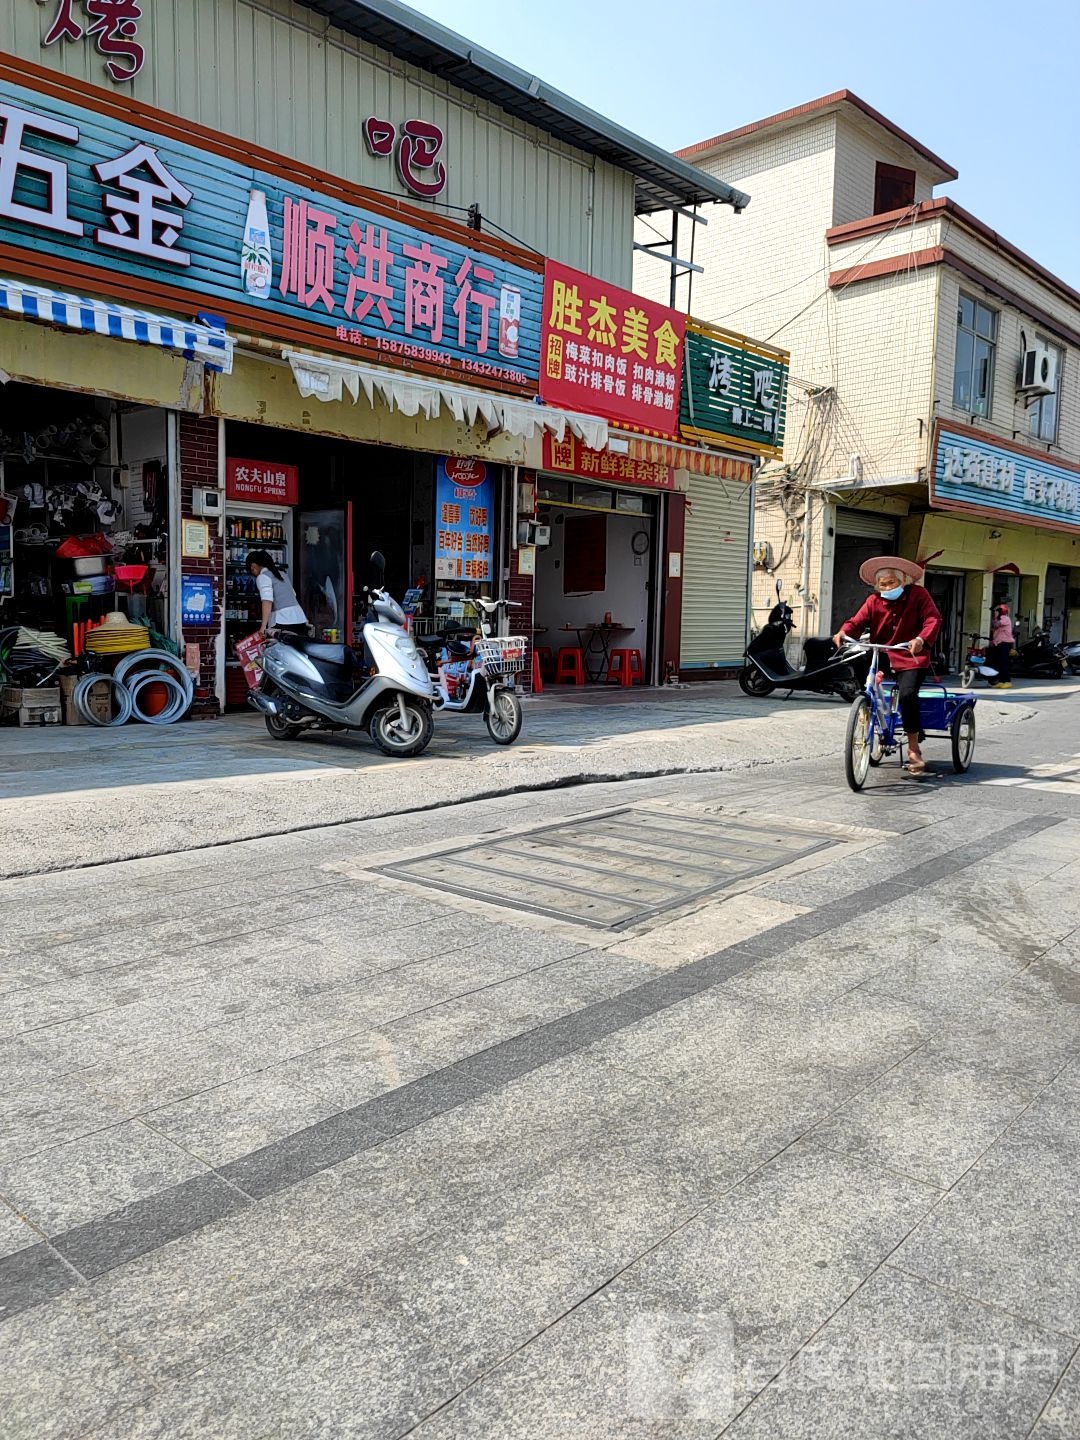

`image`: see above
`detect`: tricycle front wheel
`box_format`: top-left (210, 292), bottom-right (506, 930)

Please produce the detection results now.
top-left (951, 704), bottom-right (976, 773)
top-left (844, 697), bottom-right (873, 792)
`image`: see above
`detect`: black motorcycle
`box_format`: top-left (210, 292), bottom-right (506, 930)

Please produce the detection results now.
top-left (1063, 639), bottom-right (1080, 676)
top-left (739, 582), bottom-right (860, 701)
top-left (1011, 629), bottom-right (1065, 680)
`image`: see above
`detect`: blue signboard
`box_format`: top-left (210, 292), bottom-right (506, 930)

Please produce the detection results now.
top-left (0, 75), bottom-right (543, 387)
top-left (181, 574), bottom-right (215, 626)
top-left (435, 458), bottom-right (495, 582)
top-left (933, 427), bottom-right (1080, 532)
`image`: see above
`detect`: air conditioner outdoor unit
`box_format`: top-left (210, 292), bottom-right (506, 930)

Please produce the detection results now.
top-left (1018, 342), bottom-right (1057, 397)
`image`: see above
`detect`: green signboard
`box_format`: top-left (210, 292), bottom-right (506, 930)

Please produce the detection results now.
top-left (680, 324), bottom-right (788, 457)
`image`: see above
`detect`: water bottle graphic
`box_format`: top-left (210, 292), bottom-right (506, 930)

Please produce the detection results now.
top-left (240, 190), bottom-right (273, 299)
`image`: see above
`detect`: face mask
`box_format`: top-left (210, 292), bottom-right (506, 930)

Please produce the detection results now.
top-left (879, 585), bottom-right (904, 601)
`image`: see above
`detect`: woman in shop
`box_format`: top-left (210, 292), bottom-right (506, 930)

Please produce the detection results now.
top-left (247, 550), bottom-right (309, 636)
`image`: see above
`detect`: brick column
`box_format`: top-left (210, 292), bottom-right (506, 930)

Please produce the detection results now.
top-left (509, 468), bottom-right (536, 692)
top-left (177, 413), bottom-right (222, 717)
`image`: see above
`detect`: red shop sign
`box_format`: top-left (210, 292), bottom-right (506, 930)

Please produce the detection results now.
top-left (226, 458), bottom-right (299, 507)
top-left (540, 261), bottom-right (686, 440)
top-left (542, 434), bottom-right (676, 491)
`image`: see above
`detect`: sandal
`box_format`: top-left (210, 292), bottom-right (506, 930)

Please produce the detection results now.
top-left (905, 758), bottom-right (927, 775)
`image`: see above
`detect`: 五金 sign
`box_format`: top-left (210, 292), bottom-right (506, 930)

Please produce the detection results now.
top-left (540, 262), bottom-right (685, 439)
top-left (0, 71), bottom-right (543, 388)
top-left (226, 458), bottom-right (299, 507)
top-left (435, 458), bottom-right (494, 582)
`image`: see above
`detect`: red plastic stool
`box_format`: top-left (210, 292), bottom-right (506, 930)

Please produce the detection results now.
top-left (531, 649), bottom-right (543, 694)
top-left (555, 648), bottom-right (586, 685)
top-left (535, 645), bottom-right (555, 681)
top-left (607, 648), bottom-right (644, 687)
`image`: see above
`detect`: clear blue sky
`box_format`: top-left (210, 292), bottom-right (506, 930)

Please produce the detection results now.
top-left (405, 0), bottom-right (1079, 289)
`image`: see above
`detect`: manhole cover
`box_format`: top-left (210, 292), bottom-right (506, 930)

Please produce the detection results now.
top-left (378, 807), bottom-right (842, 929)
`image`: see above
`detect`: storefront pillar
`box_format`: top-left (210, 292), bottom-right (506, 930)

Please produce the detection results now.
top-left (662, 492), bottom-right (686, 682)
top-left (177, 413), bottom-right (224, 717)
top-left (508, 471), bottom-right (536, 692)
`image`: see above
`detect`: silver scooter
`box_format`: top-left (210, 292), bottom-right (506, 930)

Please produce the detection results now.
top-left (251, 552), bottom-right (435, 757)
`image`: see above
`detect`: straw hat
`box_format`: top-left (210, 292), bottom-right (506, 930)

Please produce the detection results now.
top-left (857, 554), bottom-right (924, 587)
top-left (94, 611), bottom-right (138, 632)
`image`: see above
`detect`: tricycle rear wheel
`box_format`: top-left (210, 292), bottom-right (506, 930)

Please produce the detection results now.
top-left (951, 704), bottom-right (976, 773)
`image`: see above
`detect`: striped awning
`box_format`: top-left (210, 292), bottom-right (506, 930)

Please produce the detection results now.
top-left (0, 278), bottom-right (234, 374)
top-left (620, 433), bottom-right (754, 482)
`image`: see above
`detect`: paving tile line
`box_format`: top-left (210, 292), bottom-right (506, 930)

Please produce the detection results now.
top-left (0, 812), bottom-right (1061, 1325)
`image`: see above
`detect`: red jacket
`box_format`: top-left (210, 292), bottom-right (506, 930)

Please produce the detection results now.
top-left (839, 585), bottom-right (942, 671)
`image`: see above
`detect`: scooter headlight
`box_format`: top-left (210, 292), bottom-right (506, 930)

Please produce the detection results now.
top-left (395, 636), bottom-right (419, 656)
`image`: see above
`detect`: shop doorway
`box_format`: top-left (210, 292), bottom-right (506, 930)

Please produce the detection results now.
top-left (535, 477), bottom-right (659, 683)
top-left (923, 570), bottom-right (965, 674)
top-left (829, 509), bottom-right (899, 635)
top-left (1044, 566), bottom-right (1069, 644)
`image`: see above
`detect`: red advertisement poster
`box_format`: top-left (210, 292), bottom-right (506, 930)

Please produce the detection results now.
top-left (226, 458), bottom-right (299, 506)
top-left (540, 261), bottom-right (686, 438)
top-left (542, 434), bottom-right (676, 491)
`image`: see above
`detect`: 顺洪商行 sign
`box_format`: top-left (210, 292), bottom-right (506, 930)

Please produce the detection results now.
top-left (0, 71), bottom-right (542, 388)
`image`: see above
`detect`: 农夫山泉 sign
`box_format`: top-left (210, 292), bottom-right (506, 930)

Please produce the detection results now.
top-left (0, 70), bottom-right (542, 388)
top-left (226, 458), bottom-right (299, 507)
top-left (435, 457), bottom-right (494, 582)
top-left (541, 434), bottom-right (675, 491)
top-left (540, 262), bottom-right (685, 438)
top-left (680, 321), bottom-right (788, 458)
top-left (932, 424), bottom-right (1080, 533)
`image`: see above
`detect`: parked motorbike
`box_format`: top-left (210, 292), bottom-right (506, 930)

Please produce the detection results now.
top-left (251, 552), bottom-right (435, 756)
top-left (416, 598), bottom-right (526, 745)
top-left (960, 633), bottom-right (1000, 688)
top-left (1011, 628), bottom-right (1065, 680)
top-left (739, 581), bottom-right (860, 701)
top-left (1063, 639), bottom-right (1080, 676)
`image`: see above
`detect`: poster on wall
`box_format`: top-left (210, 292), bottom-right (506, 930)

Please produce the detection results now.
top-left (540, 261), bottom-right (685, 438)
top-left (0, 72), bottom-right (543, 389)
top-left (435, 458), bottom-right (494, 582)
top-left (181, 575), bottom-right (215, 626)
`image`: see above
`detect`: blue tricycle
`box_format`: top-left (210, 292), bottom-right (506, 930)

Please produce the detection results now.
top-left (843, 641), bottom-right (977, 792)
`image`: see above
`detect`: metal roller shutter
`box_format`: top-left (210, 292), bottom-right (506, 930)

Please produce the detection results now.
top-left (680, 474), bottom-right (752, 668)
top-left (834, 508), bottom-right (898, 541)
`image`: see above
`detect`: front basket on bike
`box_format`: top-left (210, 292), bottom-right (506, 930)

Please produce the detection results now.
top-left (476, 637), bottom-right (527, 676)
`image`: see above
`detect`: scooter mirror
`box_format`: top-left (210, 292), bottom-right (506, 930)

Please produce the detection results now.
top-left (775, 579), bottom-right (783, 598)
top-left (369, 550), bottom-right (386, 580)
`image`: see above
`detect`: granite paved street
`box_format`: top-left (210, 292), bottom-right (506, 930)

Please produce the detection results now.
top-left (3, 682), bottom-right (1080, 1437)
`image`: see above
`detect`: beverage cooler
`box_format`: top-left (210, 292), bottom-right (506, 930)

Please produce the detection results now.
top-left (223, 502), bottom-right (292, 706)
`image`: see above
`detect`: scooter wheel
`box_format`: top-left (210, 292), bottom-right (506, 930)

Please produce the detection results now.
top-left (739, 666), bottom-right (775, 697)
top-left (265, 712), bottom-right (303, 741)
top-left (960, 666), bottom-right (975, 689)
top-left (369, 700), bottom-right (434, 757)
top-left (484, 687), bottom-right (523, 745)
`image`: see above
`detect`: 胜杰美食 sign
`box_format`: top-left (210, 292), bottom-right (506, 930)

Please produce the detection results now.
top-left (226, 459), bottom-right (299, 507)
top-left (932, 425), bottom-right (1080, 532)
top-left (680, 321), bottom-right (788, 457)
top-left (435, 458), bottom-right (494, 582)
top-left (0, 71), bottom-right (542, 388)
top-left (540, 262), bottom-right (685, 438)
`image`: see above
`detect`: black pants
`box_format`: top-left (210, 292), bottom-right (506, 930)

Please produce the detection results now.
top-left (895, 668), bottom-right (924, 738)
top-left (991, 641), bottom-right (1011, 683)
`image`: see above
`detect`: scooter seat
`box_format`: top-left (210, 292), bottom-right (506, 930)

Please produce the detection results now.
top-left (278, 633), bottom-right (352, 666)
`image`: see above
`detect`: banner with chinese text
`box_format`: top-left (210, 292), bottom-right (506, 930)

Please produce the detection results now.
top-left (541, 434), bottom-right (675, 491)
top-left (931, 423), bottom-right (1080, 534)
top-left (435, 458), bottom-right (495, 581)
top-left (0, 69), bottom-right (542, 389)
top-left (540, 261), bottom-right (685, 438)
top-left (226, 458), bottom-right (299, 507)
top-left (679, 322), bottom-right (788, 458)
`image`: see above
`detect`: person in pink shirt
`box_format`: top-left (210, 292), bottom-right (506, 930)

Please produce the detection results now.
top-left (990, 602), bottom-right (1014, 689)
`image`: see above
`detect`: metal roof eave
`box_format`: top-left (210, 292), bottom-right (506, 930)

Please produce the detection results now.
top-left (294, 0), bottom-right (750, 214)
